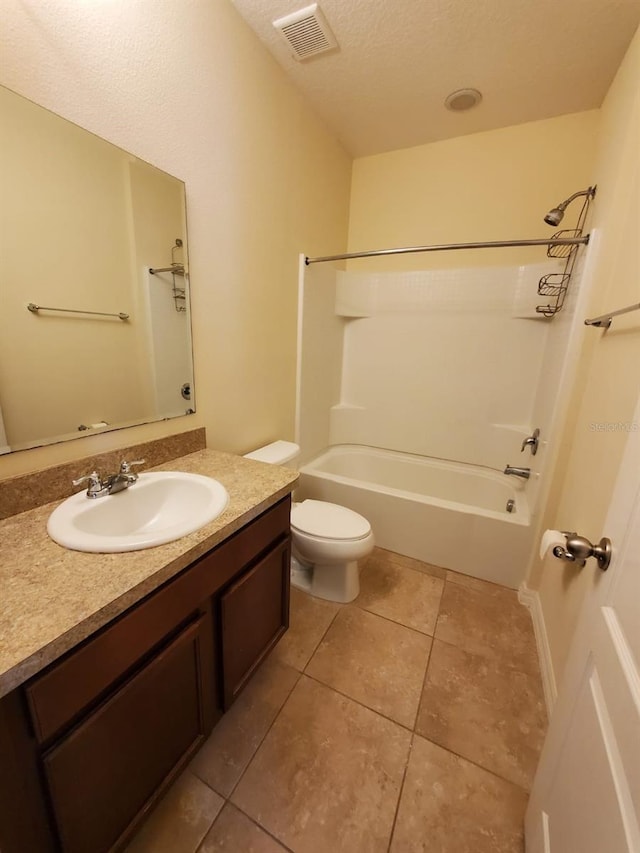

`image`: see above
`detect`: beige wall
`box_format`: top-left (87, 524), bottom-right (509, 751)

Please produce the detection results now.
top-left (348, 111), bottom-right (599, 270)
top-left (529, 26), bottom-right (640, 683)
top-left (0, 0), bottom-right (351, 477)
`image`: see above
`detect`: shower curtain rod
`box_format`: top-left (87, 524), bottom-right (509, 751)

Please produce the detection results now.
top-left (305, 235), bottom-right (590, 265)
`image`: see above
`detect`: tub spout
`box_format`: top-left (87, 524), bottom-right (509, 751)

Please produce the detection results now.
top-left (504, 465), bottom-right (531, 479)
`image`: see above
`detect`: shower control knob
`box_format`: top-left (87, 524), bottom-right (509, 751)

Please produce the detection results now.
top-left (521, 428), bottom-right (540, 455)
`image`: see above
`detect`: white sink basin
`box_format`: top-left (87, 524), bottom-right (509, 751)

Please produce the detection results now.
top-left (47, 472), bottom-right (229, 553)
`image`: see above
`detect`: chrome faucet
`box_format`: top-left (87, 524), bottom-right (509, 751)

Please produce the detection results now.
top-left (105, 459), bottom-right (146, 494)
top-left (73, 459), bottom-right (146, 498)
top-left (504, 465), bottom-right (531, 480)
top-left (72, 471), bottom-right (107, 499)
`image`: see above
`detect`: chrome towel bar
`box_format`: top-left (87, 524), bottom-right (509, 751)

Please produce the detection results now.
top-left (584, 302), bottom-right (640, 328)
top-left (27, 303), bottom-right (129, 320)
top-left (149, 264), bottom-right (185, 276)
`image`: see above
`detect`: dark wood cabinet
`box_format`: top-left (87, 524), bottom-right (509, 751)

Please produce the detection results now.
top-left (220, 537), bottom-right (290, 707)
top-left (0, 496), bottom-right (291, 853)
top-left (44, 610), bottom-right (215, 853)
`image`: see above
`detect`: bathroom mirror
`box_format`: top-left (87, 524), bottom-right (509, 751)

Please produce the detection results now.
top-left (0, 85), bottom-right (195, 454)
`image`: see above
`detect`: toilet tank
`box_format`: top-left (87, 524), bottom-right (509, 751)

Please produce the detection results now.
top-left (243, 440), bottom-right (300, 466)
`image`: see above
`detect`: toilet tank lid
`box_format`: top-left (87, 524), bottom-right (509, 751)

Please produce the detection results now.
top-left (243, 440), bottom-right (300, 464)
top-left (291, 500), bottom-right (371, 540)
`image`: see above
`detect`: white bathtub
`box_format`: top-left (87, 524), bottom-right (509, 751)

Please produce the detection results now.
top-left (298, 445), bottom-right (533, 589)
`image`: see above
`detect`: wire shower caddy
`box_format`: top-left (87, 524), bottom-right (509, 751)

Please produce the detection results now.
top-left (149, 239), bottom-right (187, 313)
top-left (536, 192), bottom-right (594, 317)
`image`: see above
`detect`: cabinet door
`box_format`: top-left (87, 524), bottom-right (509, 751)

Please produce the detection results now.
top-left (220, 538), bottom-right (290, 708)
top-left (42, 609), bottom-right (215, 853)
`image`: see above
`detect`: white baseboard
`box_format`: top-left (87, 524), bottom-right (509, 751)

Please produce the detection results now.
top-left (518, 582), bottom-right (557, 717)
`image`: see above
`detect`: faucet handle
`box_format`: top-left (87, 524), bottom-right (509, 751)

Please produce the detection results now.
top-left (72, 471), bottom-right (104, 497)
top-left (521, 428), bottom-right (540, 455)
top-left (72, 471), bottom-right (102, 488)
top-left (119, 459), bottom-right (146, 474)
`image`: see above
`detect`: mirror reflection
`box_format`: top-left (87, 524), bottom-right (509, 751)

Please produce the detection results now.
top-left (0, 85), bottom-right (195, 454)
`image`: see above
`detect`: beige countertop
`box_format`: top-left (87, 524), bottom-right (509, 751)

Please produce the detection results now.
top-left (0, 449), bottom-right (298, 698)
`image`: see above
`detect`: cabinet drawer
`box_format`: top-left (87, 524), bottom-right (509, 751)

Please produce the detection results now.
top-left (26, 598), bottom-right (204, 745)
top-left (43, 610), bottom-right (214, 853)
top-left (26, 496), bottom-right (291, 744)
top-left (213, 496), bottom-right (290, 571)
top-left (220, 538), bottom-right (290, 707)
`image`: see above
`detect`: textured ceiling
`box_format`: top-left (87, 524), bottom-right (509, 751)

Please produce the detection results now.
top-left (230, 0), bottom-right (640, 156)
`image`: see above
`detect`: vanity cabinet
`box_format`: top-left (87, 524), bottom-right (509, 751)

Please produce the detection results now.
top-left (220, 537), bottom-right (290, 707)
top-left (41, 610), bottom-right (215, 853)
top-left (0, 495), bottom-right (291, 853)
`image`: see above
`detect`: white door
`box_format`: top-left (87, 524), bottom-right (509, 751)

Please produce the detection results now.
top-left (525, 396), bottom-right (640, 852)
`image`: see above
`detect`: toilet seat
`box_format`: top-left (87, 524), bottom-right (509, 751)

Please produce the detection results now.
top-left (291, 500), bottom-right (371, 542)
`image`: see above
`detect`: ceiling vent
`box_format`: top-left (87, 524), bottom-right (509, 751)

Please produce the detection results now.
top-left (273, 4), bottom-right (338, 62)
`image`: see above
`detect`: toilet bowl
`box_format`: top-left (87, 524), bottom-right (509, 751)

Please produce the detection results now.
top-left (243, 442), bottom-right (374, 603)
top-left (290, 499), bottom-right (374, 602)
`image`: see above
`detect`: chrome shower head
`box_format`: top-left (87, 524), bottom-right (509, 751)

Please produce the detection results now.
top-left (544, 186), bottom-right (596, 227)
top-left (544, 207), bottom-right (565, 226)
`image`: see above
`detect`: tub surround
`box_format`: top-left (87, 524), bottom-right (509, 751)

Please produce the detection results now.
top-left (298, 262), bottom-right (571, 473)
top-left (0, 447), bottom-right (298, 698)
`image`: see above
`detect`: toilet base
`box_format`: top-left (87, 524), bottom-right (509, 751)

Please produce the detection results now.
top-left (290, 556), bottom-right (359, 604)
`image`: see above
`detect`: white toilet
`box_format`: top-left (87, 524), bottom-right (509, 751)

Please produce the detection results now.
top-left (243, 441), bottom-right (374, 603)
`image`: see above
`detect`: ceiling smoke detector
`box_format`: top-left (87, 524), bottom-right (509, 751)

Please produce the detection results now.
top-left (444, 88), bottom-right (483, 112)
top-left (273, 3), bottom-right (338, 62)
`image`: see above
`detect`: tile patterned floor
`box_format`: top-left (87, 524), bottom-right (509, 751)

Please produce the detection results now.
top-left (125, 548), bottom-right (547, 853)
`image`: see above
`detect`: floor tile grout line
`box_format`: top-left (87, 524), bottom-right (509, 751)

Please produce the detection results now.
top-left (193, 802), bottom-right (225, 853)
top-left (225, 802), bottom-right (297, 853)
top-left (431, 596), bottom-right (539, 669)
top-left (375, 550), bottom-right (521, 597)
top-left (373, 556), bottom-right (447, 584)
top-left (412, 629), bottom-right (437, 732)
top-left (374, 548), bottom-right (448, 578)
top-left (191, 664), bottom-right (303, 801)
top-left (363, 551), bottom-right (447, 587)
top-left (386, 732), bottom-right (416, 853)
top-left (355, 554), bottom-right (446, 636)
top-left (300, 604), bottom-right (344, 675)
top-left (444, 572), bottom-right (516, 597)
top-left (190, 762), bottom-right (230, 800)
top-left (425, 632), bottom-right (545, 678)
top-left (206, 659), bottom-right (423, 849)
top-left (302, 670), bottom-right (419, 735)
top-left (191, 664), bottom-right (303, 850)
top-left (223, 665), bottom-right (303, 803)
top-left (411, 728), bottom-right (533, 794)
top-left (350, 599), bottom-right (439, 639)
top-left (192, 800), bottom-right (296, 853)
top-left (370, 546), bottom-right (517, 598)
top-left (432, 594), bottom-right (446, 641)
